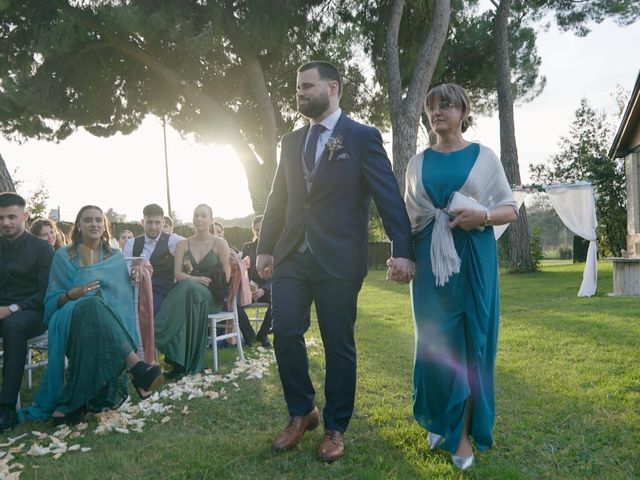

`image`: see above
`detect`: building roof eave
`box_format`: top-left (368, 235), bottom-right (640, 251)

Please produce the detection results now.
top-left (609, 70), bottom-right (640, 159)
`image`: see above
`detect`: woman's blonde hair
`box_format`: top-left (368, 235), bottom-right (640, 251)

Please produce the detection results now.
top-left (425, 83), bottom-right (474, 133)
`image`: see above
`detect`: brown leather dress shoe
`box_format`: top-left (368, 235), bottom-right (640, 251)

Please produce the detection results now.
top-left (317, 430), bottom-right (345, 462)
top-left (271, 407), bottom-right (320, 451)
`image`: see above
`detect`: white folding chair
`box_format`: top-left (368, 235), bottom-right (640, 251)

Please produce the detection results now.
top-left (208, 289), bottom-right (244, 372)
top-left (25, 332), bottom-right (49, 388)
top-left (125, 256), bottom-right (146, 360)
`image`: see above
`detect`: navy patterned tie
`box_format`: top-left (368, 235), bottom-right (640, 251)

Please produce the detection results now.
top-left (304, 124), bottom-right (325, 173)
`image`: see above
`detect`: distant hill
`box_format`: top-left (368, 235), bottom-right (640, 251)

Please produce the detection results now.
top-left (213, 214), bottom-right (255, 229)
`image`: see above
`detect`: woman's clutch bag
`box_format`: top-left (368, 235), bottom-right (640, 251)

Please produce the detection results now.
top-left (446, 191), bottom-right (486, 216)
top-left (446, 191), bottom-right (487, 230)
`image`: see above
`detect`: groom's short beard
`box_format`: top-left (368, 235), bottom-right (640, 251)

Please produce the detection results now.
top-left (298, 92), bottom-right (330, 119)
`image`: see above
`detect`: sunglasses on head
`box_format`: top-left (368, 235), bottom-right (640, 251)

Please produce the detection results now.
top-left (428, 101), bottom-right (454, 112)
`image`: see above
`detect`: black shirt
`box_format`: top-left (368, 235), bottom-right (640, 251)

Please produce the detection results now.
top-left (241, 240), bottom-right (270, 292)
top-left (0, 230), bottom-right (54, 312)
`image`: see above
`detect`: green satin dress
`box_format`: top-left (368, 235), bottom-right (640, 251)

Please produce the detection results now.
top-left (154, 248), bottom-right (223, 374)
top-left (412, 143), bottom-right (500, 454)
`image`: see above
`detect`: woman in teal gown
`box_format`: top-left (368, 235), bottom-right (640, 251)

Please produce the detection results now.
top-left (155, 204), bottom-right (231, 375)
top-left (22, 206), bottom-right (164, 425)
top-left (404, 84), bottom-right (518, 470)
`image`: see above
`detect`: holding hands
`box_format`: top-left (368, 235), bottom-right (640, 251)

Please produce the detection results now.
top-left (386, 257), bottom-right (415, 284)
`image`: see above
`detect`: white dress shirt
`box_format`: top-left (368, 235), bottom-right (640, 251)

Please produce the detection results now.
top-left (303, 108), bottom-right (342, 166)
top-left (123, 233), bottom-right (183, 272)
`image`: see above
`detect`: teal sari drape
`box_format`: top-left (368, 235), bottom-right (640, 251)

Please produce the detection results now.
top-left (411, 144), bottom-right (500, 454)
top-left (21, 246), bottom-right (137, 421)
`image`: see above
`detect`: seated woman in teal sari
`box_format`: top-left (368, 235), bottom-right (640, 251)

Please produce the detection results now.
top-left (404, 84), bottom-right (518, 470)
top-left (23, 205), bottom-right (164, 426)
top-left (155, 204), bottom-right (231, 376)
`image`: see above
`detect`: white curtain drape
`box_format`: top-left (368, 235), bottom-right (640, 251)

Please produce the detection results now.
top-left (545, 182), bottom-right (598, 297)
top-left (494, 190), bottom-right (527, 241)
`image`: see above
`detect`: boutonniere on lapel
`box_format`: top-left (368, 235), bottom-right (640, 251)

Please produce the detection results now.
top-left (325, 135), bottom-right (344, 162)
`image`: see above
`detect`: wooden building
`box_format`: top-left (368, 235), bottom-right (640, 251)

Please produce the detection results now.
top-left (609, 71), bottom-right (640, 257)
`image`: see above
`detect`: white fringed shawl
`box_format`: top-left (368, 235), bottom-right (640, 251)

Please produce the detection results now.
top-left (405, 143), bottom-right (517, 286)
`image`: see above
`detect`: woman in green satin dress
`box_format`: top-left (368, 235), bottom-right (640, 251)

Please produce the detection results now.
top-left (155, 204), bottom-right (231, 375)
top-left (404, 84), bottom-right (518, 470)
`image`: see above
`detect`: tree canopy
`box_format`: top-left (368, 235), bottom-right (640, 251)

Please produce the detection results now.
top-left (1, 0), bottom-right (638, 217)
top-left (339, 0), bottom-right (545, 123)
top-left (0, 0), bottom-right (370, 211)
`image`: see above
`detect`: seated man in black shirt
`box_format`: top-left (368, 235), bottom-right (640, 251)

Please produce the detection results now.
top-left (0, 193), bottom-right (54, 431)
top-left (241, 215), bottom-right (273, 348)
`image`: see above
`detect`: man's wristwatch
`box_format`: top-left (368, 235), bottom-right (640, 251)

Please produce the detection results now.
top-left (484, 210), bottom-right (493, 227)
top-left (8, 304), bottom-right (19, 314)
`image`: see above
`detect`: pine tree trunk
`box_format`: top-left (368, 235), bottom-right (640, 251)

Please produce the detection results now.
top-left (392, 115), bottom-right (420, 196)
top-left (232, 139), bottom-right (273, 215)
top-left (495, 0), bottom-right (533, 271)
top-left (242, 54), bottom-right (279, 214)
top-left (0, 154), bottom-right (16, 192)
top-left (386, 0), bottom-right (451, 194)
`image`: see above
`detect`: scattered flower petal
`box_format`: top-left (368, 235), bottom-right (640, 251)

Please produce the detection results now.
top-left (9, 444), bottom-right (25, 454)
top-left (0, 349), bottom-right (277, 475)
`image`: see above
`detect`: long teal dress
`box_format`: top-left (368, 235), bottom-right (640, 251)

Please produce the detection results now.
top-left (412, 143), bottom-right (500, 454)
top-left (57, 293), bottom-right (133, 413)
top-left (154, 247), bottom-right (223, 374)
top-left (21, 246), bottom-right (138, 420)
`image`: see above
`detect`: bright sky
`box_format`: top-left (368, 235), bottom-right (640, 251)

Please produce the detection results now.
top-left (0, 17), bottom-right (638, 223)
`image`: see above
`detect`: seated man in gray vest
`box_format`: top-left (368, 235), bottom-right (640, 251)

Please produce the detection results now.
top-left (123, 204), bottom-right (183, 314)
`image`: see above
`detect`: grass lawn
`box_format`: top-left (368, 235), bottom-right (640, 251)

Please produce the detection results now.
top-left (3, 261), bottom-right (638, 479)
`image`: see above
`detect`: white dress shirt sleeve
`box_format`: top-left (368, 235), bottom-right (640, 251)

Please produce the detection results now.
top-left (168, 233), bottom-right (184, 255)
top-left (123, 237), bottom-right (135, 273)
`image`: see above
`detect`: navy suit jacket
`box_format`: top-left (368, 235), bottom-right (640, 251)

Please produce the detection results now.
top-left (257, 113), bottom-right (413, 280)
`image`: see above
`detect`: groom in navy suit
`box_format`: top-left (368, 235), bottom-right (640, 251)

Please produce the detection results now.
top-left (257, 61), bottom-right (414, 461)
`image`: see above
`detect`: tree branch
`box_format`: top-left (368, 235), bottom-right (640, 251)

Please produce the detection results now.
top-left (385, 0), bottom-right (405, 118)
top-left (56, 42), bottom-right (113, 71)
top-left (220, 8), bottom-right (279, 178)
top-left (70, 9), bottom-right (249, 148)
top-left (404, 0), bottom-right (451, 118)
